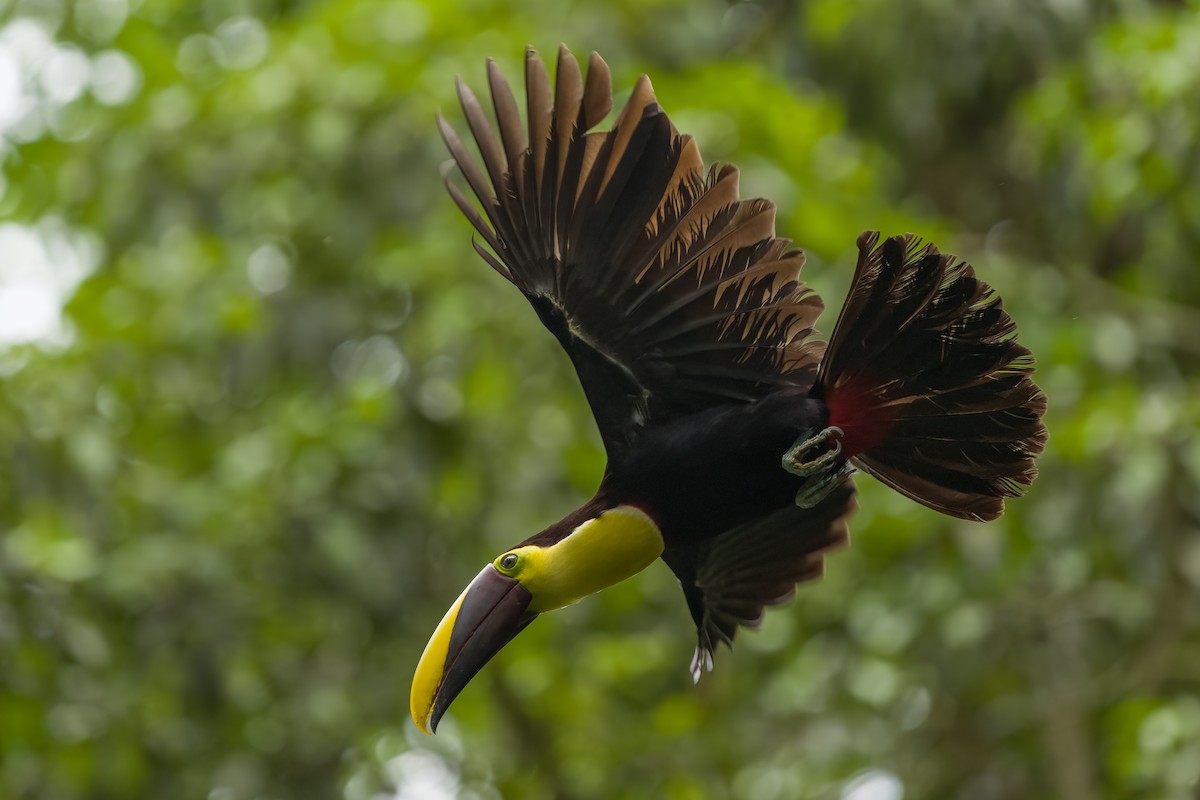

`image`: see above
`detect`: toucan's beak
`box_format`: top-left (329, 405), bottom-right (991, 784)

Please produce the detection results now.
top-left (410, 564), bottom-right (536, 734)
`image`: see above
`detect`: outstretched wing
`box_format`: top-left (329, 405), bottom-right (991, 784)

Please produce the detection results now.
top-left (664, 482), bottom-right (857, 681)
top-left (440, 46), bottom-right (824, 455)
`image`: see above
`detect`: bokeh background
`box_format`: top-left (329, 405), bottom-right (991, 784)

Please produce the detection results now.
top-left (2, 0), bottom-right (1199, 798)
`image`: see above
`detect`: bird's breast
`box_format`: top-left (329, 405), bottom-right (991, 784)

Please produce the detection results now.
top-left (604, 390), bottom-right (828, 544)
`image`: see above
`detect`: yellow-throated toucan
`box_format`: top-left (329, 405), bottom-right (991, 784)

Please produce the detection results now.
top-left (411, 46), bottom-right (1047, 734)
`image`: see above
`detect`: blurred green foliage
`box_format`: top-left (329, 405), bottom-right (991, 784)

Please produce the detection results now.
top-left (1, 0), bottom-right (1199, 798)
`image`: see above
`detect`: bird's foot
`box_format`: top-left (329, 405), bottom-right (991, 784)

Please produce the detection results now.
top-left (782, 426), bottom-right (856, 508)
top-left (792, 461), bottom-right (857, 508)
top-left (782, 425), bottom-right (844, 476)
top-left (689, 644), bottom-right (714, 685)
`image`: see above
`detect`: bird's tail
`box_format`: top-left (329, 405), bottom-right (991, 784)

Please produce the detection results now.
top-left (815, 231), bottom-right (1047, 521)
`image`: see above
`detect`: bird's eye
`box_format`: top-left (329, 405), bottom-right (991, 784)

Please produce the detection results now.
top-left (500, 553), bottom-right (519, 571)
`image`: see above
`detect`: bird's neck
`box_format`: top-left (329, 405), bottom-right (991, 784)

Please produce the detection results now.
top-left (522, 504), bottom-right (664, 612)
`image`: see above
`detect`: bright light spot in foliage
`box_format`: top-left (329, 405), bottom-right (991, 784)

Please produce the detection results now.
top-left (90, 49), bottom-right (141, 105)
top-left (1140, 707), bottom-right (1182, 752)
top-left (214, 17), bottom-right (269, 71)
top-left (0, 283), bottom-right (59, 344)
top-left (841, 769), bottom-right (904, 800)
top-left (0, 20), bottom-right (52, 137)
top-left (332, 336), bottom-right (407, 391)
top-left (0, 19), bottom-right (54, 66)
top-left (384, 751), bottom-right (460, 800)
top-left (0, 221), bottom-right (101, 346)
top-left (0, 19), bottom-right (142, 138)
top-left (0, 48), bottom-right (21, 127)
top-left (247, 244), bottom-right (291, 294)
top-left (40, 46), bottom-right (90, 104)
top-left (75, 0), bottom-right (131, 42)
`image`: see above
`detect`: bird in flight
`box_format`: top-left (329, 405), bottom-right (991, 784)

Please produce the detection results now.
top-left (410, 46), bottom-right (1047, 734)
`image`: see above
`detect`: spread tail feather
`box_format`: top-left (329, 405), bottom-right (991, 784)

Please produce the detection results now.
top-left (816, 231), bottom-right (1047, 521)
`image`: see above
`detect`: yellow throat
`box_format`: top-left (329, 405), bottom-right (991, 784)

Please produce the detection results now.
top-left (496, 505), bottom-right (664, 612)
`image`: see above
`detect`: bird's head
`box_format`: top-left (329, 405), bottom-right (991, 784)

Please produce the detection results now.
top-left (409, 504), bottom-right (664, 733)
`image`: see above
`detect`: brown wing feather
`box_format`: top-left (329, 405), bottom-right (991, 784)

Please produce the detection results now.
top-left (683, 482), bottom-right (856, 680)
top-left (441, 46), bottom-right (823, 453)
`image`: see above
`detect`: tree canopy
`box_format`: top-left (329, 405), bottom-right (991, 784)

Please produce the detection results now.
top-left (1, 1), bottom-right (1198, 798)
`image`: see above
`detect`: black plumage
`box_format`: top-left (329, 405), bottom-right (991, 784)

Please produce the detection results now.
top-left (438, 45), bottom-right (1046, 672)
top-left (440, 49), bottom-right (823, 457)
top-left (818, 231), bottom-right (1047, 520)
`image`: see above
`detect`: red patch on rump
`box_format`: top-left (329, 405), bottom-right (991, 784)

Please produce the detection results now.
top-left (823, 373), bottom-right (899, 459)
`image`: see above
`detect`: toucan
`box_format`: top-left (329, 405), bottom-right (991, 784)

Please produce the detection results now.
top-left (410, 46), bottom-right (1047, 734)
